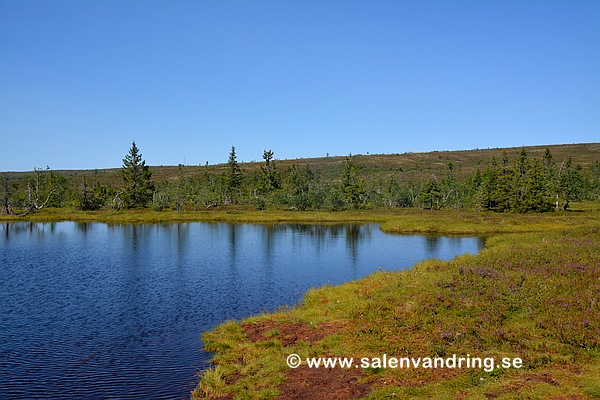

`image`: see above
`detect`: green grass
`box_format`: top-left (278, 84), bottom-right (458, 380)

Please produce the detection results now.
top-left (190, 205), bottom-right (600, 399)
top-left (0, 206), bottom-right (394, 224)
top-left (3, 201), bottom-right (598, 230)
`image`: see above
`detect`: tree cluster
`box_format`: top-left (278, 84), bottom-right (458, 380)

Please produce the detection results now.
top-left (478, 149), bottom-right (587, 212)
top-left (2, 144), bottom-right (598, 216)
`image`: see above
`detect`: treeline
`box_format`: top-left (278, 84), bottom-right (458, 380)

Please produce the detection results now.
top-left (2, 143), bottom-right (599, 216)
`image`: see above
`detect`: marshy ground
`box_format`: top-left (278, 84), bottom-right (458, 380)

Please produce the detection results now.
top-left (190, 204), bottom-right (600, 399)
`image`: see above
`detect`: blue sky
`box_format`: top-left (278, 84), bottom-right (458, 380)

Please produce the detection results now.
top-left (1, 0), bottom-right (598, 171)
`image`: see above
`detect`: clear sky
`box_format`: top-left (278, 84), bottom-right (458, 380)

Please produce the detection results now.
top-left (1, 0), bottom-right (598, 171)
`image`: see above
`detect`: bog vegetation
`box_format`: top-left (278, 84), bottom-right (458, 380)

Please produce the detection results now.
top-left (192, 208), bottom-right (600, 399)
top-left (1, 143), bottom-right (599, 217)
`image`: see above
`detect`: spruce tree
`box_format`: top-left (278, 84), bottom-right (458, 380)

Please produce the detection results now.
top-left (511, 148), bottom-right (529, 211)
top-left (479, 156), bottom-right (503, 211)
top-left (522, 157), bottom-right (552, 212)
top-left (495, 151), bottom-right (513, 212)
top-left (226, 146), bottom-right (243, 203)
top-left (341, 155), bottom-right (366, 208)
top-left (77, 177), bottom-right (103, 210)
top-left (558, 158), bottom-right (586, 210)
top-left (543, 148), bottom-right (560, 210)
top-left (259, 150), bottom-right (280, 192)
top-left (121, 141), bottom-right (153, 208)
top-left (591, 161), bottom-right (600, 200)
top-left (418, 177), bottom-right (442, 210)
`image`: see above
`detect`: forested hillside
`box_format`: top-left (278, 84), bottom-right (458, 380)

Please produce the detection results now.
top-left (2, 143), bottom-right (599, 215)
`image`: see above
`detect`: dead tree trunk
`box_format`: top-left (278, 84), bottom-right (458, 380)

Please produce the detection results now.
top-left (14, 169), bottom-right (56, 217)
top-left (110, 189), bottom-right (125, 211)
top-left (2, 174), bottom-right (11, 215)
top-left (16, 181), bottom-right (56, 216)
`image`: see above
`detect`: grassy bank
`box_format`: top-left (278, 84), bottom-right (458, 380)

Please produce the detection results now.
top-left (191, 206), bottom-right (600, 399)
top-left (0, 206), bottom-right (391, 225)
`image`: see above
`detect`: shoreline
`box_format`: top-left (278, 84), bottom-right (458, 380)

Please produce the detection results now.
top-left (188, 205), bottom-right (600, 399)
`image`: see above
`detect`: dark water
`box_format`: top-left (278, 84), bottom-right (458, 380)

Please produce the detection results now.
top-left (0, 222), bottom-right (483, 399)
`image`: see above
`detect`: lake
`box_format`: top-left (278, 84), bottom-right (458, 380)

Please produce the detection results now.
top-left (0, 222), bottom-right (483, 399)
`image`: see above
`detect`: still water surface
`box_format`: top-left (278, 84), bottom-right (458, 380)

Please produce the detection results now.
top-left (1, 222), bottom-right (483, 399)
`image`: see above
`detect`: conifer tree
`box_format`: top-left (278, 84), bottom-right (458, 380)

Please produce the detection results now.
top-left (418, 177), bottom-right (442, 210)
top-left (521, 157), bottom-right (552, 212)
top-left (558, 158), bottom-right (586, 210)
top-left (226, 146), bottom-right (243, 203)
top-left (285, 164), bottom-right (324, 210)
top-left (77, 176), bottom-right (104, 210)
top-left (479, 156), bottom-right (500, 211)
top-left (259, 150), bottom-right (280, 192)
top-left (174, 164), bottom-right (186, 212)
top-left (341, 155), bottom-right (366, 208)
top-left (495, 151), bottom-right (513, 212)
top-left (121, 141), bottom-right (153, 208)
top-left (543, 148), bottom-right (560, 210)
top-left (511, 148), bottom-right (529, 211)
top-left (591, 161), bottom-right (600, 200)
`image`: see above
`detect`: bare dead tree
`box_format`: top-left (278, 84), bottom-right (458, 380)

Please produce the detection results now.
top-left (2, 174), bottom-right (11, 215)
top-left (110, 189), bottom-right (125, 211)
top-left (440, 189), bottom-right (455, 209)
top-left (15, 169), bottom-right (56, 216)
